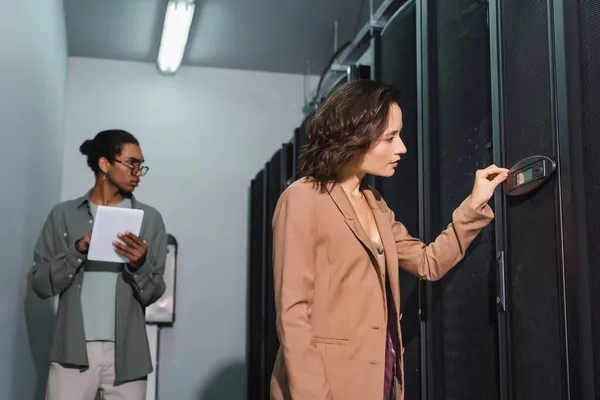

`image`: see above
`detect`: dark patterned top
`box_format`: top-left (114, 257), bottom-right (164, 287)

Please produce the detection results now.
top-left (372, 241), bottom-right (400, 400)
top-left (383, 273), bottom-right (400, 399)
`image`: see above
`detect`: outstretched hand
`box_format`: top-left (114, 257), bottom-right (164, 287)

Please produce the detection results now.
top-left (469, 164), bottom-right (510, 212)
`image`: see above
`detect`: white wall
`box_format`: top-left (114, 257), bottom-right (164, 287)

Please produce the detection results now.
top-left (63, 57), bottom-right (316, 399)
top-left (0, 1), bottom-right (68, 399)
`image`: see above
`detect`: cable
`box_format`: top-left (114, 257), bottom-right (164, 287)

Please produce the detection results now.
top-left (311, 0), bottom-right (376, 105)
top-left (354, 0), bottom-right (368, 36)
top-left (313, 40), bottom-right (351, 104)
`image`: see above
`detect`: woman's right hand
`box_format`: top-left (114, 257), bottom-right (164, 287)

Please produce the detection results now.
top-left (469, 164), bottom-right (509, 211)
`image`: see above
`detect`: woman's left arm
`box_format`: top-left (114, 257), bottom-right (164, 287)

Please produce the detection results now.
top-left (389, 164), bottom-right (508, 280)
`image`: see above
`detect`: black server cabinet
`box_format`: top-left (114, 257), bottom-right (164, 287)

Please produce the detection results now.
top-left (577, 1), bottom-right (600, 398)
top-left (490, 0), bottom-right (599, 399)
top-left (493, 1), bottom-right (564, 398)
top-left (419, 0), bottom-right (500, 399)
top-left (248, 169), bottom-right (269, 400)
top-left (380, 2), bottom-right (421, 399)
top-left (264, 150), bottom-right (285, 398)
top-left (262, 143), bottom-right (295, 399)
top-left (248, 172), bottom-right (263, 399)
top-left (261, 167), bottom-right (270, 400)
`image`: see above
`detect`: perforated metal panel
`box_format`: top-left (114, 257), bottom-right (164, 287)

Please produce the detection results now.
top-left (501, 1), bottom-right (565, 399)
top-left (265, 152), bottom-right (282, 392)
top-left (248, 171), bottom-right (266, 399)
top-left (578, 0), bottom-right (600, 398)
top-left (432, 1), bottom-right (499, 398)
top-left (380, 2), bottom-right (420, 397)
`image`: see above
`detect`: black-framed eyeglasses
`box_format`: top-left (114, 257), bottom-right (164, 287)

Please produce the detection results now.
top-left (115, 159), bottom-right (149, 176)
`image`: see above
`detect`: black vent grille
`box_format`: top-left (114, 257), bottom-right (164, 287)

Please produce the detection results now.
top-left (265, 152), bottom-right (282, 394)
top-left (578, 0), bottom-right (600, 398)
top-left (248, 171), bottom-right (266, 399)
top-left (432, 0), bottom-right (499, 398)
top-left (502, 0), bottom-right (564, 398)
top-left (380, 2), bottom-right (420, 397)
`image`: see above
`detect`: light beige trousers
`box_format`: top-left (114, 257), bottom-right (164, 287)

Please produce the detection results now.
top-left (45, 341), bottom-right (147, 400)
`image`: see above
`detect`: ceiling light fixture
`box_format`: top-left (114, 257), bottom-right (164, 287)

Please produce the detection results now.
top-left (157, 0), bottom-right (195, 75)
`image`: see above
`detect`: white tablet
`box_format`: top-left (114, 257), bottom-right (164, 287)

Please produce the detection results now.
top-left (87, 206), bottom-right (145, 263)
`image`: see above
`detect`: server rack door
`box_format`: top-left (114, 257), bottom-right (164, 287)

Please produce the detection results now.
top-left (426, 0), bottom-right (500, 398)
top-left (416, 0), bottom-right (440, 396)
top-left (265, 150), bottom-right (283, 397)
top-left (492, 1), bottom-right (566, 399)
top-left (491, 2), bottom-right (600, 398)
top-left (380, 2), bottom-right (421, 398)
top-left (249, 171), bottom-right (266, 400)
top-left (575, 1), bottom-right (600, 398)
top-left (259, 166), bottom-right (270, 400)
top-left (542, 0), bottom-right (598, 398)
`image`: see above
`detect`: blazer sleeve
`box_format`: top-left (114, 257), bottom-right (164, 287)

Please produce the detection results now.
top-left (387, 196), bottom-right (494, 281)
top-left (272, 186), bottom-right (333, 400)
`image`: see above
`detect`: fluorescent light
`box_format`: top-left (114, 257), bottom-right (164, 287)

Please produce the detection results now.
top-left (157, 0), bottom-right (195, 75)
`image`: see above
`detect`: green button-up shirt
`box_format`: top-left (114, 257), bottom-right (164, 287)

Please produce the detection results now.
top-left (29, 190), bottom-right (167, 384)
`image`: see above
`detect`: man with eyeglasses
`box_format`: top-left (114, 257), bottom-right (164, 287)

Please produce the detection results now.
top-left (29, 129), bottom-right (167, 400)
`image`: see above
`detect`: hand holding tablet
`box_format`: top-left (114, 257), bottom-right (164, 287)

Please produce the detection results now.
top-left (113, 232), bottom-right (148, 269)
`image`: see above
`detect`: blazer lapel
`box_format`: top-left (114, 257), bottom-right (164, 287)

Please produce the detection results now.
top-left (326, 182), bottom-right (387, 278)
top-left (326, 182), bottom-right (377, 252)
top-left (363, 189), bottom-right (397, 269)
top-left (364, 188), bottom-right (402, 315)
top-left (326, 182), bottom-right (401, 316)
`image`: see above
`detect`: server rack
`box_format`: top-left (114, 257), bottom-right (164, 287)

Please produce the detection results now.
top-left (490, 0), bottom-right (599, 399)
top-left (421, 1), bottom-right (501, 400)
top-left (415, 0), bottom-right (439, 397)
top-left (574, 1), bottom-right (600, 397)
top-left (379, 2), bottom-right (422, 399)
top-left (493, 0), bottom-right (564, 398)
top-left (248, 168), bottom-right (269, 400)
top-left (264, 151), bottom-right (283, 393)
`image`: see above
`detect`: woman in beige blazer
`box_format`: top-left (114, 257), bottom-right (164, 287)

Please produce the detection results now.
top-left (270, 80), bottom-right (509, 400)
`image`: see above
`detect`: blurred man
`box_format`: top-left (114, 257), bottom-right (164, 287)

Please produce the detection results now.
top-left (30, 129), bottom-right (167, 400)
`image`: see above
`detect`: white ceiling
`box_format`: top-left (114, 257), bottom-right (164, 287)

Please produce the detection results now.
top-left (64, 0), bottom-right (383, 75)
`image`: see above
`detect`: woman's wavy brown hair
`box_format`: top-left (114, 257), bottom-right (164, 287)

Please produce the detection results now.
top-left (298, 79), bottom-right (400, 190)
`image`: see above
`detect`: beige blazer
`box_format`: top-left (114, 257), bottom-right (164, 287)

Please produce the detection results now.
top-left (269, 178), bottom-right (494, 400)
